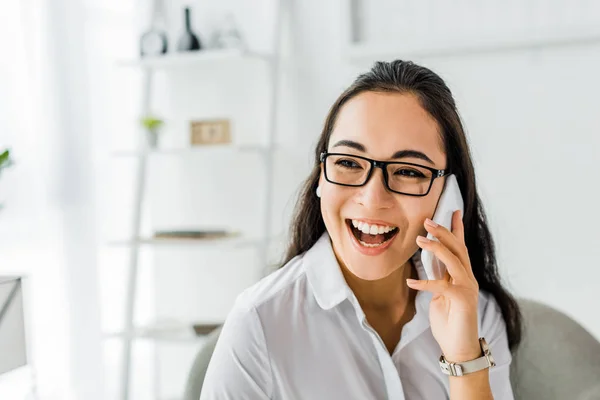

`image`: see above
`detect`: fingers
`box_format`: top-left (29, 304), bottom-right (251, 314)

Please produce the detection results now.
top-left (451, 210), bottom-right (465, 246)
top-left (423, 211), bottom-right (474, 278)
top-left (406, 278), bottom-right (452, 294)
top-left (416, 235), bottom-right (471, 285)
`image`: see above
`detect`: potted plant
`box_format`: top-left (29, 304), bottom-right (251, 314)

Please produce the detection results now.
top-left (140, 116), bottom-right (164, 148)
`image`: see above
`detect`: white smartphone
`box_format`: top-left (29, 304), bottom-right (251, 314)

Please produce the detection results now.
top-left (420, 174), bottom-right (464, 281)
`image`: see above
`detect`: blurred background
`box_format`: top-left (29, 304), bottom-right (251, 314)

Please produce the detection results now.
top-left (0, 0), bottom-right (599, 399)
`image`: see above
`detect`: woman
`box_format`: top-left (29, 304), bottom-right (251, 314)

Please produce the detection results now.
top-left (201, 60), bottom-right (522, 399)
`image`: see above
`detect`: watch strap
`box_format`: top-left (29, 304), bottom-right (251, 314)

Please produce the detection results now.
top-left (439, 337), bottom-right (496, 376)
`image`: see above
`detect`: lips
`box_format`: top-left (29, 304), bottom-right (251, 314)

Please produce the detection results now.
top-left (345, 219), bottom-right (399, 255)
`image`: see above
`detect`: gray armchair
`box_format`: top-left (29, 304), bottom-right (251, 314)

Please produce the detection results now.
top-left (510, 299), bottom-right (600, 400)
top-left (183, 326), bottom-right (223, 400)
top-left (183, 299), bottom-right (600, 400)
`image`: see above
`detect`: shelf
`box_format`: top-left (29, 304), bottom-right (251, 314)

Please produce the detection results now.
top-left (344, 26), bottom-right (600, 62)
top-left (104, 330), bottom-right (200, 343)
top-left (111, 143), bottom-right (272, 158)
top-left (104, 323), bottom-right (221, 343)
top-left (107, 234), bottom-right (264, 249)
top-left (117, 48), bottom-right (272, 70)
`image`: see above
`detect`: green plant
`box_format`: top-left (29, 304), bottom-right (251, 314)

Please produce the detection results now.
top-left (0, 149), bottom-right (12, 210)
top-left (140, 116), bottom-right (164, 131)
top-left (0, 149), bottom-right (12, 175)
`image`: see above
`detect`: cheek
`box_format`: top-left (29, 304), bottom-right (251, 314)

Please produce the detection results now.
top-left (320, 187), bottom-right (348, 228)
top-left (402, 196), bottom-right (439, 236)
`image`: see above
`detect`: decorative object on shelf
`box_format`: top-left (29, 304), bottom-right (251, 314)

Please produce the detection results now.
top-left (139, 0), bottom-right (168, 57)
top-left (140, 116), bottom-right (164, 148)
top-left (192, 323), bottom-right (221, 336)
top-left (209, 13), bottom-right (246, 50)
top-left (140, 29), bottom-right (168, 57)
top-left (177, 7), bottom-right (202, 52)
top-left (106, 321), bottom-right (222, 340)
top-left (153, 230), bottom-right (239, 240)
top-left (190, 119), bottom-right (231, 145)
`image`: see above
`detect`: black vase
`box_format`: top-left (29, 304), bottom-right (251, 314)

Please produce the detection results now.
top-left (177, 7), bottom-right (201, 51)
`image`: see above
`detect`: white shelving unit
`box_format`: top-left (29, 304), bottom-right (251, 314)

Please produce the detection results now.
top-left (108, 1), bottom-right (289, 399)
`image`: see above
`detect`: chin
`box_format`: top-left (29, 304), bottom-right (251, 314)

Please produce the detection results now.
top-left (346, 255), bottom-right (400, 281)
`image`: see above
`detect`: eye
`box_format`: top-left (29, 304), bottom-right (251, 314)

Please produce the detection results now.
top-left (335, 158), bottom-right (363, 169)
top-left (394, 168), bottom-right (425, 178)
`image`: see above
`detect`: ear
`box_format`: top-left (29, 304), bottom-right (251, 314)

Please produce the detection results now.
top-left (318, 164), bottom-right (324, 187)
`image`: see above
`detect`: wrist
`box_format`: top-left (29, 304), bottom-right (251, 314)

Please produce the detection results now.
top-left (443, 344), bottom-right (483, 363)
top-left (440, 337), bottom-right (496, 378)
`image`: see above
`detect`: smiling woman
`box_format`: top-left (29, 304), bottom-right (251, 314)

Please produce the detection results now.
top-left (200, 60), bottom-right (523, 400)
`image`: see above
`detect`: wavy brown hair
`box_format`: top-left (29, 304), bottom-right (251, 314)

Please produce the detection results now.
top-left (281, 60), bottom-right (522, 352)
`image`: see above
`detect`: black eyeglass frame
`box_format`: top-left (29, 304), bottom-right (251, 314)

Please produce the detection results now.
top-left (319, 152), bottom-right (449, 197)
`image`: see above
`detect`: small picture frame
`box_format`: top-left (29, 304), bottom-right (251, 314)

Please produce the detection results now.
top-left (190, 119), bottom-right (231, 145)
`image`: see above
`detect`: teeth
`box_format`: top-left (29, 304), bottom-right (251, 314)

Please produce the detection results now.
top-left (359, 240), bottom-right (388, 248)
top-left (351, 220), bottom-right (397, 235)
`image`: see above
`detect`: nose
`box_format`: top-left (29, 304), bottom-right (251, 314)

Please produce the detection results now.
top-left (356, 167), bottom-right (394, 209)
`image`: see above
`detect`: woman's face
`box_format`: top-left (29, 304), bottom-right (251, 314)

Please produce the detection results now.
top-left (319, 92), bottom-right (447, 281)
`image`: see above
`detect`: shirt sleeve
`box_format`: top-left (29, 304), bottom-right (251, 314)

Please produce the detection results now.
top-left (200, 298), bottom-right (272, 400)
top-left (480, 294), bottom-right (515, 400)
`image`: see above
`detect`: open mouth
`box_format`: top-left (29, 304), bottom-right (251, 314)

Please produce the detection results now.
top-left (346, 219), bottom-right (399, 248)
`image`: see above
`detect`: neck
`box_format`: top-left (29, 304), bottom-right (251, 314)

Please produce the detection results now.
top-left (339, 257), bottom-right (418, 312)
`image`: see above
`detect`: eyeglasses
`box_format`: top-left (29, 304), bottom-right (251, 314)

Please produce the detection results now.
top-left (320, 152), bottom-right (449, 197)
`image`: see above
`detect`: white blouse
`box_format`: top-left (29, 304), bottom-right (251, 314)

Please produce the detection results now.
top-left (200, 232), bottom-right (515, 400)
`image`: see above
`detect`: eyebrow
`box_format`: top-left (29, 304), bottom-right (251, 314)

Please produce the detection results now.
top-left (331, 139), bottom-right (435, 165)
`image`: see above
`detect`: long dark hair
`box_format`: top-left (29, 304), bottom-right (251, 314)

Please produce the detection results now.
top-left (281, 60), bottom-right (522, 352)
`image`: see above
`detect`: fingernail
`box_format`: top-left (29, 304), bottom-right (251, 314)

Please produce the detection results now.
top-left (416, 235), bottom-right (430, 244)
top-left (425, 218), bottom-right (438, 228)
top-left (406, 279), bottom-right (419, 285)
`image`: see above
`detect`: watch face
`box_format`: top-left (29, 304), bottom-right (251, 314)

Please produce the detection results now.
top-left (141, 31), bottom-right (167, 56)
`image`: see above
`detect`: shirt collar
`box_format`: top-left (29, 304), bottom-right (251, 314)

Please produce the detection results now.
top-left (304, 232), bottom-right (350, 310)
top-left (304, 232), bottom-right (432, 312)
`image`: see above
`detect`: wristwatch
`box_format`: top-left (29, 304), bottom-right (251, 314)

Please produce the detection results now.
top-left (439, 337), bottom-right (496, 376)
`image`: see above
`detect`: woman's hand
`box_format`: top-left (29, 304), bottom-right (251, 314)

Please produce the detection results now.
top-left (406, 210), bottom-right (482, 362)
